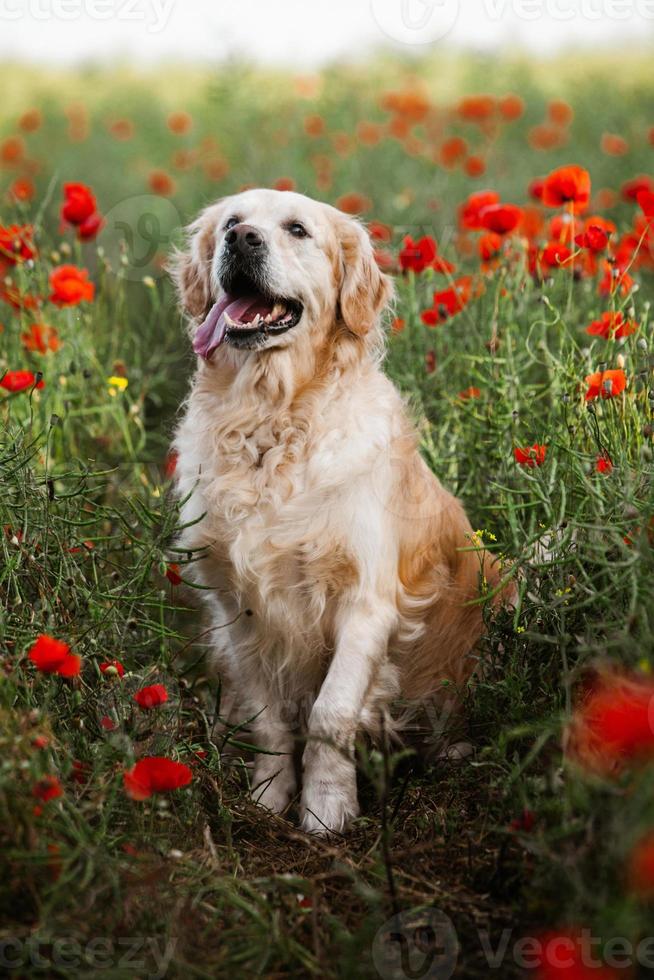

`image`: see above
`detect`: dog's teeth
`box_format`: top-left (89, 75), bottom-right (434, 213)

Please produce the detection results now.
top-left (251, 314), bottom-right (261, 328)
top-left (224, 312), bottom-right (237, 327)
top-left (271, 303), bottom-right (285, 319)
top-left (264, 313), bottom-right (273, 323)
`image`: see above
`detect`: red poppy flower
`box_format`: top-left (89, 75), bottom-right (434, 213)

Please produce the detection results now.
top-left (356, 120), bottom-right (382, 146)
top-left (72, 760), bottom-right (90, 784)
top-left (595, 453), bottom-right (613, 474)
top-left (21, 323), bottom-right (60, 354)
top-left (0, 135), bottom-right (25, 163)
top-left (78, 212), bottom-right (104, 241)
top-left (601, 133), bottom-right (628, 156)
top-left (19, 108), bottom-right (42, 132)
top-left (531, 930), bottom-right (620, 979)
top-left (123, 756), bottom-right (193, 800)
top-left (164, 450), bottom-right (178, 479)
top-left (549, 214), bottom-right (574, 244)
top-left (457, 95), bottom-right (496, 123)
top-left (0, 224), bottom-right (36, 264)
top-left (148, 170), bottom-right (176, 196)
top-left (0, 284), bottom-right (39, 311)
top-left (336, 192), bottom-right (372, 215)
top-left (100, 660), bottom-right (125, 678)
top-left (10, 177), bottom-right (35, 202)
top-left (68, 540), bottom-right (94, 555)
top-left (49, 265), bottom-right (95, 306)
top-left (368, 221), bottom-right (392, 243)
top-left (459, 190), bottom-right (500, 230)
top-left (535, 241), bottom-right (573, 275)
top-left (61, 183), bottom-right (97, 225)
top-left (464, 155), bottom-right (486, 178)
top-left (28, 635), bottom-right (81, 677)
top-left (108, 118), bottom-right (135, 141)
top-left (519, 206), bottom-right (545, 241)
top-left (381, 86), bottom-right (430, 122)
top-left (598, 262), bottom-right (634, 298)
top-left (528, 177), bottom-right (545, 201)
top-left (165, 563), bottom-right (182, 586)
top-left (399, 235), bottom-right (437, 273)
top-left (167, 111), bottom-right (193, 135)
top-left (272, 176), bottom-right (295, 192)
top-left (514, 444), bottom-right (547, 468)
top-left (478, 232), bottom-right (502, 262)
top-left (637, 189), bottom-right (654, 219)
top-left (304, 114), bottom-right (325, 137)
top-left (548, 100), bottom-right (574, 127)
top-left (33, 776), bottom-right (63, 803)
top-left (370, 248), bottom-right (391, 272)
top-left (439, 136), bottom-right (467, 168)
top-left (567, 673), bottom-right (654, 775)
top-left (542, 165), bottom-right (591, 213)
top-left (458, 386), bottom-right (481, 400)
top-left (621, 175), bottom-right (652, 202)
top-left (585, 312), bottom-right (636, 341)
top-left (498, 94), bottom-right (524, 121)
top-left (574, 225), bottom-right (609, 252)
top-left (1, 370), bottom-right (44, 393)
top-left (479, 203), bottom-right (522, 236)
top-left (628, 832), bottom-right (654, 898)
top-left (134, 684), bottom-right (168, 709)
top-left (398, 235), bottom-right (455, 275)
top-left (509, 809), bottom-right (536, 833)
top-left (421, 276), bottom-right (475, 325)
top-left (528, 124), bottom-right (568, 151)
top-left (584, 368), bottom-right (627, 401)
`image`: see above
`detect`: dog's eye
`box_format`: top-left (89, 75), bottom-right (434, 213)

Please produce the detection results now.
top-left (224, 216), bottom-right (240, 230)
top-left (287, 222), bottom-right (309, 239)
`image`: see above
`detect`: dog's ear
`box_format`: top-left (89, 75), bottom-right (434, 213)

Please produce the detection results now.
top-left (170, 202), bottom-right (223, 321)
top-left (337, 217), bottom-right (394, 337)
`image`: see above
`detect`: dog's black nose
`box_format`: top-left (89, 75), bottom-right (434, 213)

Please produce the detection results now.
top-left (225, 223), bottom-right (264, 255)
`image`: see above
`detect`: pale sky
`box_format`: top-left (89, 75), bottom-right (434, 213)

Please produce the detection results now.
top-left (0, 0), bottom-right (652, 65)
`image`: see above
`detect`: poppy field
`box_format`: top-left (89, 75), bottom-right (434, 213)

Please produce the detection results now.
top-left (2, 52), bottom-right (654, 978)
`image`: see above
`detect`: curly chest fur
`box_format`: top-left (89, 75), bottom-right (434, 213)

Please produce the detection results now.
top-left (194, 417), bottom-right (360, 639)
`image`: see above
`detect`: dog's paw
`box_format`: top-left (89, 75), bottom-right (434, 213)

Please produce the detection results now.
top-left (252, 771), bottom-right (295, 815)
top-left (300, 780), bottom-right (359, 836)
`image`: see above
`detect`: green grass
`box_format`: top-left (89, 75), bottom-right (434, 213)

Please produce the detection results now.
top-left (1, 49), bottom-right (654, 978)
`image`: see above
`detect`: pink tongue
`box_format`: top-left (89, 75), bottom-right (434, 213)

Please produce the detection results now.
top-left (192, 295), bottom-right (261, 359)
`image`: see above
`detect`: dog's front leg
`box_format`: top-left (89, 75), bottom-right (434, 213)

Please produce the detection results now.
top-left (300, 598), bottom-right (396, 835)
top-left (249, 687), bottom-right (297, 817)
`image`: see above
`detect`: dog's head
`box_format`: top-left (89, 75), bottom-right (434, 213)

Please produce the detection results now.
top-left (172, 188), bottom-right (393, 357)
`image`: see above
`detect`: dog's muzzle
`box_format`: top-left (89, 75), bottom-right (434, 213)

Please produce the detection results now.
top-left (192, 224), bottom-right (303, 358)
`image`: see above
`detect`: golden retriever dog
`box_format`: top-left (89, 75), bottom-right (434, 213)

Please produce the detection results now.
top-left (171, 188), bottom-right (508, 834)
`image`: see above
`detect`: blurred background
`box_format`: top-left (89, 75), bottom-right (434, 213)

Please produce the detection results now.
top-left (1, 0), bottom-right (654, 65)
top-left (2, 0), bottom-right (653, 444)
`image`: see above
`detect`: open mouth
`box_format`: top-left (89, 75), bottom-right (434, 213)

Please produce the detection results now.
top-left (193, 288), bottom-right (303, 358)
